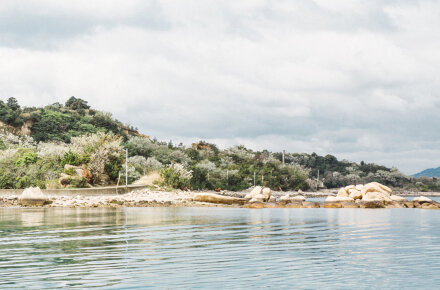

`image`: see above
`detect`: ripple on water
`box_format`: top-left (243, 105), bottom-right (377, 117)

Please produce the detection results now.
top-left (0, 207), bottom-right (439, 288)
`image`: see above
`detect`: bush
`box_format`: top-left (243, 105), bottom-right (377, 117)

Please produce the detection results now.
top-left (160, 163), bottom-right (192, 189)
top-left (61, 151), bottom-right (80, 166)
top-left (15, 151), bottom-right (38, 167)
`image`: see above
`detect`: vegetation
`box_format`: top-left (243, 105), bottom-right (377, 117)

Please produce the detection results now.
top-left (0, 97), bottom-right (438, 191)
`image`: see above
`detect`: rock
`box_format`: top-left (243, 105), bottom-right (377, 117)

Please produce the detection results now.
top-left (325, 196), bottom-right (338, 202)
top-left (420, 203), bottom-right (440, 209)
top-left (268, 196), bottom-right (276, 203)
top-left (250, 193), bottom-right (265, 203)
top-left (323, 202), bottom-right (342, 208)
top-left (291, 195), bottom-right (305, 202)
top-left (279, 195), bottom-right (291, 202)
top-left (349, 190), bottom-right (362, 200)
top-left (341, 202), bottom-right (360, 208)
top-left (360, 182), bottom-right (392, 198)
top-left (193, 193), bottom-right (246, 205)
top-left (363, 191), bottom-right (392, 202)
top-left (298, 189), bottom-right (303, 194)
top-left (413, 196), bottom-right (432, 203)
top-left (356, 184), bottom-right (364, 191)
top-left (250, 186), bottom-right (263, 196)
top-left (244, 202), bottom-right (265, 209)
top-left (402, 201), bottom-right (415, 208)
top-left (244, 193), bottom-right (253, 199)
top-left (390, 195), bottom-right (407, 202)
top-left (359, 200), bottom-right (386, 208)
top-left (337, 196), bottom-right (354, 202)
top-left (370, 182), bottom-right (392, 194)
top-left (386, 202), bottom-right (404, 208)
top-left (261, 188), bottom-right (271, 202)
top-left (325, 196), bottom-right (353, 202)
top-left (337, 188), bottom-right (349, 198)
top-left (302, 201), bottom-right (320, 208)
top-left (18, 187), bottom-right (49, 206)
top-left (284, 202), bottom-right (303, 208)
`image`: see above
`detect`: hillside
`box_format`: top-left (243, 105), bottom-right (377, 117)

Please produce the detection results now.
top-left (0, 97), bottom-right (148, 143)
top-left (0, 97), bottom-right (438, 192)
top-left (413, 167), bottom-right (440, 178)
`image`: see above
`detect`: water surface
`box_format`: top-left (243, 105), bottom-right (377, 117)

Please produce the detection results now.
top-left (0, 207), bottom-right (439, 288)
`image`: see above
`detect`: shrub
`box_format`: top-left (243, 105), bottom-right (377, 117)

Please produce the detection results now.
top-left (160, 163), bottom-right (192, 189)
top-left (61, 151), bottom-right (80, 166)
top-left (15, 151), bottom-right (38, 167)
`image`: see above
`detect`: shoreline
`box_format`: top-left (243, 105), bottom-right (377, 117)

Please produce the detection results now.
top-left (1, 188), bottom-right (439, 209)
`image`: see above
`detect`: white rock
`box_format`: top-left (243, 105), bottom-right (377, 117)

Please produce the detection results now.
top-left (361, 182), bottom-right (392, 198)
top-left (279, 194), bottom-right (291, 201)
top-left (251, 193), bottom-right (265, 202)
top-left (19, 187), bottom-right (46, 200)
top-left (337, 188), bottom-right (349, 197)
top-left (362, 191), bottom-right (391, 202)
top-left (335, 196), bottom-right (354, 202)
top-left (356, 184), bottom-right (364, 191)
top-left (390, 195), bottom-right (407, 202)
top-left (413, 196), bottom-right (432, 202)
top-left (268, 196), bottom-right (276, 203)
top-left (325, 196), bottom-right (338, 202)
top-left (249, 186), bottom-right (263, 197)
top-left (291, 195), bottom-right (305, 201)
top-left (262, 187), bottom-right (271, 201)
top-left (349, 190), bottom-right (362, 200)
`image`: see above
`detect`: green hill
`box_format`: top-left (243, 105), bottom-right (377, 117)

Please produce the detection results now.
top-left (0, 96), bottom-right (146, 143)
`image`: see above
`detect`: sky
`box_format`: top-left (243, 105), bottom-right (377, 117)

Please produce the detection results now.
top-left (1, 0), bottom-right (440, 175)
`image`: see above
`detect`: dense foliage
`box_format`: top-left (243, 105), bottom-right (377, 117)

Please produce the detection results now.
top-left (0, 97), bottom-right (126, 142)
top-left (0, 97), bottom-right (438, 191)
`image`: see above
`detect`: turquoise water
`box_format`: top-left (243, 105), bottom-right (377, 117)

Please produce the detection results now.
top-left (0, 207), bottom-right (439, 288)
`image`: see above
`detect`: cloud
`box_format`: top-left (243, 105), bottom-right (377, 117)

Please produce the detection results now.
top-left (0, 0), bottom-right (439, 174)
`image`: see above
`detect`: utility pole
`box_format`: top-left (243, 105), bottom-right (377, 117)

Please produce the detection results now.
top-left (125, 148), bottom-right (128, 186)
top-left (316, 169), bottom-right (319, 191)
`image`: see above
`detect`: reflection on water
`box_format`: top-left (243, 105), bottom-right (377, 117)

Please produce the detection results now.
top-left (0, 207), bottom-right (439, 288)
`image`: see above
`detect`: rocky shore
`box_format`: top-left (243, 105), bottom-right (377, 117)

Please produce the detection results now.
top-left (0, 184), bottom-right (439, 210)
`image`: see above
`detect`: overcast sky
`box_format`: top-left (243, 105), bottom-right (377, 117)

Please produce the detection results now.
top-left (1, 0), bottom-right (440, 174)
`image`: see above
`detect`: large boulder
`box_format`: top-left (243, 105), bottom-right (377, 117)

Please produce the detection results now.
top-left (262, 188), bottom-right (271, 201)
top-left (279, 194), bottom-right (291, 202)
top-left (193, 193), bottom-right (246, 205)
top-left (18, 187), bottom-right (49, 206)
top-left (362, 191), bottom-right (392, 202)
top-left (337, 188), bottom-right (349, 198)
top-left (249, 186), bottom-right (263, 196)
top-left (245, 186), bottom-right (271, 202)
top-left (359, 200), bottom-right (386, 208)
top-left (326, 196), bottom-right (354, 202)
top-left (291, 195), bottom-right (306, 202)
top-left (420, 203), bottom-right (440, 209)
top-left (250, 193), bottom-right (265, 203)
top-left (390, 195), bottom-right (407, 202)
top-left (413, 196), bottom-right (432, 203)
top-left (361, 182), bottom-right (392, 198)
top-left (349, 190), bottom-right (362, 200)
